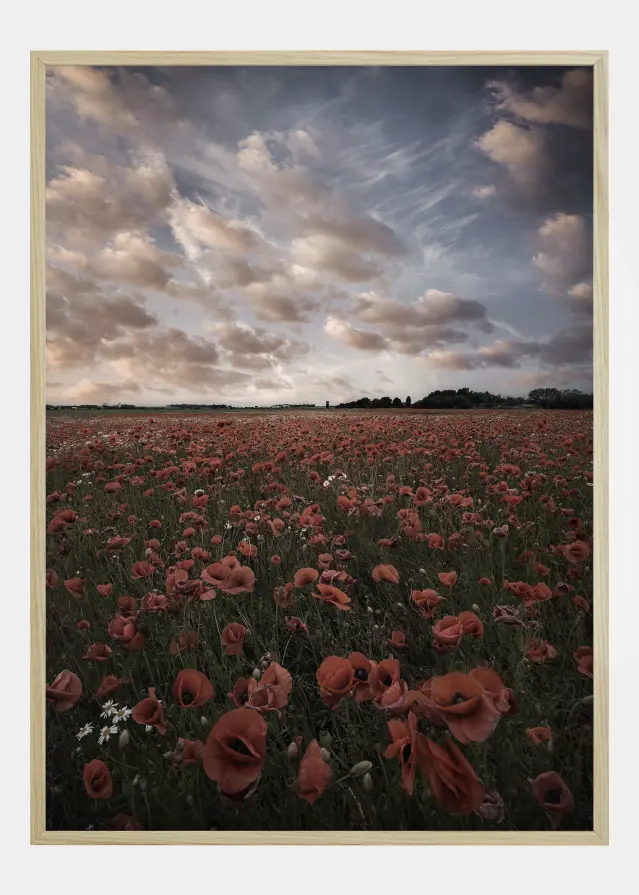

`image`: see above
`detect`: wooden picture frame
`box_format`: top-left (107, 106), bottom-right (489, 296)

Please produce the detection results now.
top-left (31, 50), bottom-right (608, 845)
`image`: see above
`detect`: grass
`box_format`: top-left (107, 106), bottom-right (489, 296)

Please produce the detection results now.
top-left (45, 409), bottom-right (593, 832)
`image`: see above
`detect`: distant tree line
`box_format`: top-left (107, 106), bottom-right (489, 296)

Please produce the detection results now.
top-left (336, 387), bottom-right (593, 410)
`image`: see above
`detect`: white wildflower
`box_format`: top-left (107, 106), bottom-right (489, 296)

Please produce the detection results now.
top-left (76, 723), bottom-right (93, 740)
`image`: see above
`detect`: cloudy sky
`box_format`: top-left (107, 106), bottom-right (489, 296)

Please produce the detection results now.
top-left (45, 65), bottom-right (593, 406)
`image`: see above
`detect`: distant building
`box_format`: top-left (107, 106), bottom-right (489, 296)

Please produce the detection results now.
top-left (326, 400), bottom-right (329, 408)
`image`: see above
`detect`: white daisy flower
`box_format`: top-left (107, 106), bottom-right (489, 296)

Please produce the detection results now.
top-left (145, 724), bottom-right (153, 732)
top-left (98, 724), bottom-right (118, 745)
top-left (76, 723), bottom-right (94, 740)
top-left (100, 700), bottom-right (117, 718)
top-left (112, 705), bottom-right (131, 723)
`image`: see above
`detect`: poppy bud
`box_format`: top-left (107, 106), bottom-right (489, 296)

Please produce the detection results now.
top-left (419, 568), bottom-right (426, 575)
top-left (185, 795), bottom-right (194, 806)
top-left (366, 606), bottom-right (374, 614)
top-left (252, 668), bottom-right (261, 680)
top-left (138, 777), bottom-right (147, 792)
top-left (472, 604), bottom-right (481, 613)
top-left (118, 729), bottom-right (130, 750)
top-left (320, 748), bottom-right (331, 761)
top-left (349, 760), bottom-right (372, 778)
top-left (319, 731), bottom-right (332, 748)
top-left (362, 772), bottom-right (373, 793)
top-left (200, 716), bottom-right (209, 726)
top-left (287, 741), bottom-right (300, 760)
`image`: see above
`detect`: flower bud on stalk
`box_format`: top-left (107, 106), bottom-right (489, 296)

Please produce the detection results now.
top-left (349, 760), bottom-right (373, 778)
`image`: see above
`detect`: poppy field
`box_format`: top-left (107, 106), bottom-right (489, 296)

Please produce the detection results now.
top-left (44, 409), bottom-right (594, 833)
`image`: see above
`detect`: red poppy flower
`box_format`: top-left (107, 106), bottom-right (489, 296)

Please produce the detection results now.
top-left (64, 577), bottom-right (85, 598)
top-left (293, 567), bottom-right (319, 587)
top-left (526, 726), bottom-right (553, 745)
top-left (228, 677), bottom-right (252, 707)
top-left (458, 611), bottom-right (484, 638)
top-left (218, 565), bottom-right (256, 595)
top-left (530, 771), bottom-right (574, 828)
top-left (97, 583), bottom-right (113, 598)
top-left (574, 646), bottom-right (593, 678)
top-left (246, 662), bottom-right (292, 712)
top-left (526, 639), bottom-right (558, 664)
top-left (221, 623), bottom-right (247, 656)
top-left (388, 630), bottom-right (408, 649)
top-left (314, 582), bottom-right (351, 611)
top-left (383, 712), bottom-right (422, 795)
top-left (131, 561), bottom-right (155, 579)
top-left (96, 674), bottom-right (125, 699)
top-left (46, 670), bottom-right (82, 713)
top-left (372, 564), bottom-right (400, 584)
top-left (108, 814), bottom-right (144, 831)
top-left (297, 739), bottom-right (333, 804)
top-left (419, 737), bottom-right (485, 815)
top-left (173, 738), bottom-right (205, 767)
top-left (317, 656), bottom-right (355, 709)
top-left (432, 616), bottom-right (463, 649)
top-left (140, 592), bottom-right (169, 611)
top-left (561, 540), bottom-right (590, 564)
top-left (438, 571), bottom-right (457, 588)
top-left (131, 687), bottom-right (167, 734)
top-left (492, 605), bottom-right (523, 625)
top-left (83, 759), bottom-right (113, 799)
top-left (173, 669), bottom-right (215, 707)
top-left (411, 589), bottom-right (443, 618)
top-left (285, 615), bottom-right (308, 633)
top-left (202, 708), bottom-right (267, 797)
top-left (82, 643), bottom-right (112, 662)
top-left (426, 670), bottom-right (503, 744)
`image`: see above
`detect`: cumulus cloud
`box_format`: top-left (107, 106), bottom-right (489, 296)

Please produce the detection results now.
top-left (424, 322), bottom-right (592, 375)
top-left (487, 69), bottom-right (593, 130)
top-left (324, 317), bottom-right (389, 351)
top-left (95, 231), bottom-right (179, 290)
top-left (48, 66), bottom-right (187, 137)
top-left (46, 154), bottom-right (175, 237)
top-left (46, 273), bottom-right (157, 369)
top-left (476, 121), bottom-right (546, 185)
top-left (169, 199), bottom-right (262, 254)
top-left (211, 321), bottom-right (309, 371)
top-left (333, 289), bottom-right (493, 355)
top-left (62, 378), bottom-right (142, 403)
top-left (244, 278), bottom-right (320, 323)
top-left (292, 235), bottom-right (384, 282)
top-left (532, 213), bottom-right (592, 300)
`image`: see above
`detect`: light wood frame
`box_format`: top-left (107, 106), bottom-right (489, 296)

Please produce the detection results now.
top-left (31, 50), bottom-right (608, 845)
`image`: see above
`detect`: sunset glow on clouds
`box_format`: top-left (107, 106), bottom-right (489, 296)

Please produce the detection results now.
top-left (45, 65), bottom-right (593, 405)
